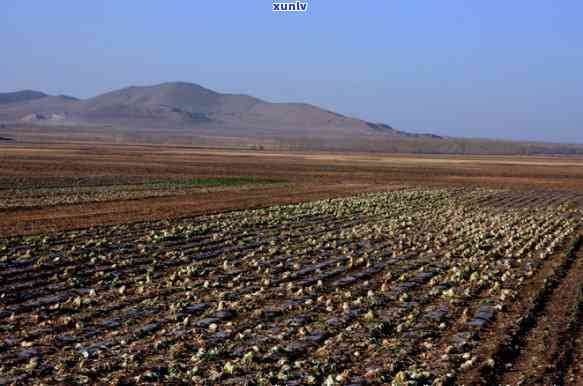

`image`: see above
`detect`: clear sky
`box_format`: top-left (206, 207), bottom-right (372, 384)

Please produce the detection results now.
top-left (2, 1), bottom-right (582, 143)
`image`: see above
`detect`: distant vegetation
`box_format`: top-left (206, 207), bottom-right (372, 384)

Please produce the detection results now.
top-left (0, 177), bottom-right (288, 210)
top-left (2, 121), bottom-right (583, 155)
top-left (275, 135), bottom-right (583, 155)
top-left (145, 177), bottom-right (288, 188)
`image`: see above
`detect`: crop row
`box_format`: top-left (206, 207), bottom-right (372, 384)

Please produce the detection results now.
top-left (0, 188), bottom-right (581, 384)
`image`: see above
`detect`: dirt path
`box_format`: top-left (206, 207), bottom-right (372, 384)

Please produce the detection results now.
top-left (497, 235), bottom-right (583, 385)
top-left (565, 311), bottom-right (583, 384)
top-left (458, 235), bottom-right (583, 385)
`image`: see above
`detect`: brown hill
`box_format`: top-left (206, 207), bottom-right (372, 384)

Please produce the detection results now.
top-left (0, 95), bottom-right (78, 122)
top-left (3, 82), bottom-right (582, 155)
top-left (0, 82), bottom-right (414, 138)
top-left (0, 90), bottom-right (47, 105)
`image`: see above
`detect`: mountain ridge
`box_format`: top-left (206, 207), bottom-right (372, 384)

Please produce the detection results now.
top-left (1, 84), bottom-right (581, 154)
top-left (0, 82), bottom-right (422, 139)
top-left (0, 90), bottom-right (48, 105)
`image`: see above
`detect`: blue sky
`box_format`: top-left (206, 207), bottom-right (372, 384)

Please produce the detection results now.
top-left (2, 1), bottom-right (582, 143)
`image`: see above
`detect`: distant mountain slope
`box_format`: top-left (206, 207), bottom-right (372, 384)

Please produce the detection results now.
top-left (0, 95), bottom-right (78, 122)
top-left (79, 82), bottom-right (225, 115)
top-left (0, 82), bottom-right (420, 138)
top-left (0, 90), bottom-right (47, 105)
top-left (1, 83), bottom-right (581, 154)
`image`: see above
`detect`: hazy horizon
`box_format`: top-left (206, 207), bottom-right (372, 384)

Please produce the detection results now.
top-left (3, 1), bottom-right (582, 143)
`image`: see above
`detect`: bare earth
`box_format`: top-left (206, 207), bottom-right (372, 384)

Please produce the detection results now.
top-left (2, 141), bottom-right (583, 384)
top-left (2, 142), bottom-right (583, 236)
